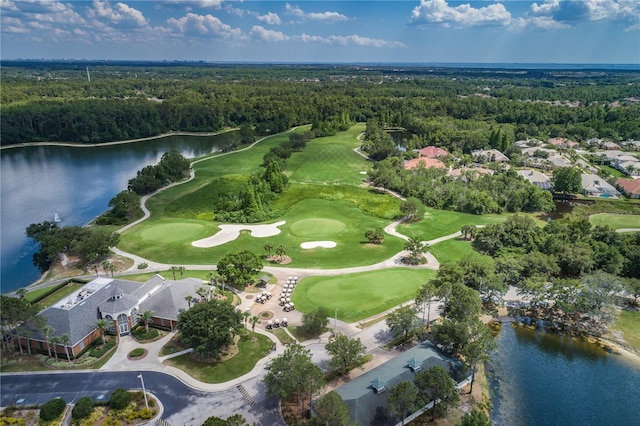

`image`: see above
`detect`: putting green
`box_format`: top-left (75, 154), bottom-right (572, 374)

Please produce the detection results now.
top-left (139, 222), bottom-right (208, 243)
top-left (289, 218), bottom-right (347, 238)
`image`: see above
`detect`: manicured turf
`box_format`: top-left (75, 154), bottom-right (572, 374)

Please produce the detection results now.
top-left (397, 208), bottom-right (508, 241)
top-left (291, 268), bottom-right (436, 323)
top-left (163, 333), bottom-right (272, 383)
top-left (33, 283), bottom-right (85, 310)
top-left (428, 238), bottom-right (477, 264)
top-left (139, 221), bottom-right (210, 243)
top-left (589, 213), bottom-right (640, 230)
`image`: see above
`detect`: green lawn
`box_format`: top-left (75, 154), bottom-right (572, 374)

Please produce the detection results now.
top-left (611, 310), bottom-right (640, 350)
top-left (33, 282), bottom-right (85, 310)
top-left (397, 209), bottom-right (508, 241)
top-left (428, 238), bottom-right (477, 265)
top-left (163, 333), bottom-right (272, 383)
top-left (589, 213), bottom-right (640, 230)
top-left (291, 268), bottom-right (436, 323)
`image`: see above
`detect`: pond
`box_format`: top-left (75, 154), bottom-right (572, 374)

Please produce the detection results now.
top-left (487, 324), bottom-right (640, 426)
top-left (0, 133), bottom-right (233, 293)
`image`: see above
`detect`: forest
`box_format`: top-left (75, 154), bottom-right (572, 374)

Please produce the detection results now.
top-left (1, 61), bottom-right (639, 146)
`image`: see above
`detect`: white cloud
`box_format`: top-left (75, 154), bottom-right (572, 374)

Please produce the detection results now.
top-left (256, 12), bottom-right (282, 25)
top-left (285, 3), bottom-right (348, 22)
top-left (410, 0), bottom-right (511, 27)
top-left (89, 0), bottom-right (148, 27)
top-left (524, 0), bottom-right (639, 31)
top-left (251, 25), bottom-right (289, 42)
top-left (167, 12), bottom-right (243, 39)
top-left (298, 33), bottom-right (406, 48)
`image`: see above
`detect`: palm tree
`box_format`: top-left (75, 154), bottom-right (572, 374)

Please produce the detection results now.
top-left (196, 287), bottom-right (209, 302)
top-left (276, 245), bottom-right (287, 262)
top-left (460, 225), bottom-right (476, 240)
top-left (170, 266), bottom-right (179, 280)
top-left (95, 318), bottom-right (109, 345)
top-left (185, 295), bottom-right (193, 308)
top-left (178, 266), bottom-right (186, 279)
top-left (264, 241), bottom-right (274, 258)
top-left (241, 310), bottom-right (251, 330)
top-left (101, 260), bottom-right (111, 276)
top-left (108, 262), bottom-right (115, 277)
top-left (250, 316), bottom-right (260, 337)
top-left (49, 336), bottom-right (60, 361)
top-left (138, 310), bottom-right (154, 334)
top-left (42, 325), bottom-right (54, 357)
top-left (61, 334), bottom-right (72, 362)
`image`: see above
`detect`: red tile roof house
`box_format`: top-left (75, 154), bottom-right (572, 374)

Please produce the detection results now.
top-left (417, 146), bottom-right (449, 158)
top-left (17, 275), bottom-right (211, 359)
top-left (403, 157), bottom-right (447, 170)
top-left (617, 178), bottom-right (640, 199)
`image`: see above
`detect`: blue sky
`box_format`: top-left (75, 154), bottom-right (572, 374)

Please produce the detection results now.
top-left (1, 1), bottom-right (639, 64)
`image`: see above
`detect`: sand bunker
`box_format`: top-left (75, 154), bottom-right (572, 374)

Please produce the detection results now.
top-left (300, 241), bottom-right (337, 249)
top-left (192, 221), bottom-right (286, 248)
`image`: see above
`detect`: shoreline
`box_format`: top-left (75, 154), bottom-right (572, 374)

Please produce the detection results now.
top-left (0, 128), bottom-right (237, 151)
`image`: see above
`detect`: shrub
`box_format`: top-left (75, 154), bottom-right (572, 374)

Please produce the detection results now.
top-left (39, 397), bottom-right (66, 421)
top-left (137, 262), bottom-right (148, 269)
top-left (108, 388), bottom-right (130, 410)
top-left (71, 396), bottom-right (94, 420)
top-left (128, 348), bottom-right (145, 358)
top-left (88, 338), bottom-right (116, 358)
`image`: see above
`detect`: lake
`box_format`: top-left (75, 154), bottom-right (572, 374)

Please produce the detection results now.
top-left (488, 324), bottom-right (640, 426)
top-left (0, 133), bottom-right (232, 293)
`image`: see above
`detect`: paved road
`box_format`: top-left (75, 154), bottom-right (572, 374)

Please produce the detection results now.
top-left (0, 371), bottom-right (282, 425)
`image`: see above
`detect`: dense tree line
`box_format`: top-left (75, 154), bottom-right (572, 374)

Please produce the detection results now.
top-left (2, 63), bottom-right (638, 146)
top-left (25, 221), bottom-right (120, 272)
top-left (127, 150), bottom-right (191, 195)
top-left (368, 158), bottom-right (555, 215)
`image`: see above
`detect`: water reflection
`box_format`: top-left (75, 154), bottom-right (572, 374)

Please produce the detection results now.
top-left (488, 324), bottom-right (640, 426)
top-left (1, 133), bottom-right (231, 292)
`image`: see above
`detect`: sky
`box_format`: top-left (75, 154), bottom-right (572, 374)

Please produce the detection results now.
top-left (1, 0), bottom-right (639, 64)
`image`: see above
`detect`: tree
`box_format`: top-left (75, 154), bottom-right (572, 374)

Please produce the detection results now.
top-left (414, 366), bottom-right (459, 421)
top-left (0, 295), bottom-right (39, 352)
top-left (364, 228), bottom-right (385, 244)
top-left (202, 414), bottom-right (250, 426)
top-left (170, 266), bottom-right (180, 280)
top-left (250, 316), bottom-right (260, 337)
top-left (325, 333), bottom-right (368, 376)
top-left (552, 167), bottom-right (582, 194)
top-left (49, 336), bottom-right (60, 361)
top-left (264, 241), bottom-right (274, 258)
top-left (39, 398), bottom-right (66, 421)
top-left (95, 318), bottom-right (110, 345)
top-left (138, 310), bottom-right (154, 334)
top-left (60, 333), bottom-right (72, 362)
top-left (178, 266), bottom-right (186, 278)
top-left (460, 225), bottom-right (476, 240)
top-left (216, 250), bottom-right (263, 289)
top-left (178, 300), bottom-right (243, 359)
top-left (415, 281), bottom-right (437, 326)
top-left (388, 381), bottom-right (421, 426)
top-left (264, 343), bottom-right (325, 411)
top-left (311, 391), bottom-right (353, 426)
top-left (185, 295), bottom-right (193, 309)
top-left (460, 319), bottom-right (496, 394)
top-left (460, 408), bottom-right (492, 426)
top-left (276, 245), bottom-right (287, 262)
top-left (400, 197), bottom-right (424, 221)
top-left (15, 288), bottom-right (27, 299)
top-left (403, 236), bottom-right (428, 265)
top-left (624, 278), bottom-right (640, 306)
top-left (386, 305), bottom-right (419, 341)
top-left (301, 308), bottom-right (329, 336)
top-left (42, 325), bottom-right (54, 358)
top-left (196, 286), bottom-right (210, 302)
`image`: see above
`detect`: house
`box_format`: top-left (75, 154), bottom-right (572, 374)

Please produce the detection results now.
top-left (514, 139), bottom-right (543, 148)
top-left (520, 147), bottom-right (558, 157)
top-left (517, 169), bottom-right (553, 190)
top-left (581, 174), bottom-right (621, 198)
top-left (417, 146), bottom-right (449, 158)
top-left (403, 157), bottom-right (446, 170)
top-left (616, 178), bottom-right (640, 199)
top-left (448, 167), bottom-right (494, 178)
top-left (471, 149), bottom-right (509, 163)
top-left (547, 137), bottom-right (579, 149)
top-left (332, 341), bottom-right (467, 426)
top-left (19, 275), bottom-right (211, 358)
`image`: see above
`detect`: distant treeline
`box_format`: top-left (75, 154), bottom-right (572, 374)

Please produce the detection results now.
top-left (2, 63), bottom-right (639, 146)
